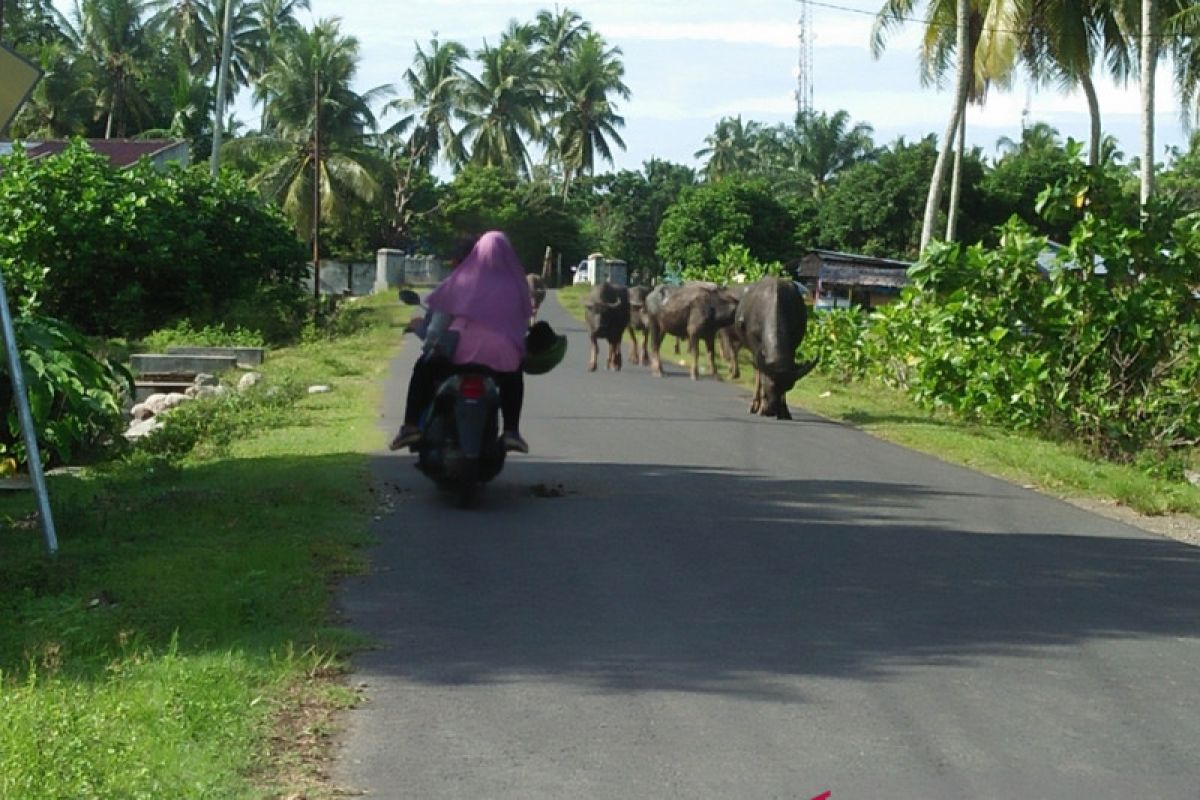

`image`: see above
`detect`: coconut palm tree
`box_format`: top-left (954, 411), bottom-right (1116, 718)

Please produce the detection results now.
top-left (383, 36), bottom-right (468, 170)
top-left (547, 31), bottom-right (629, 197)
top-left (68, 0), bottom-right (155, 138)
top-left (247, 0), bottom-right (309, 130)
top-left (147, 0), bottom-right (209, 70)
top-left (228, 18), bottom-right (387, 240)
top-left (791, 109), bottom-right (876, 195)
top-left (456, 33), bottom-right (545, 176)
top-left (694, 115), bottom-right (762, 181)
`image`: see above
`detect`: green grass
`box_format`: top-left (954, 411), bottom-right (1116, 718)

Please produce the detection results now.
top-left (553, 290), bottom-right (1200, 520)
top-left (0, 293), bottom-right (409, 798)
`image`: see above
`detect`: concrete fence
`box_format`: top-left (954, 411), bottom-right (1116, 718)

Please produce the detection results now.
top-left (303, 251), bottom-right (452, 296)
top-left (374, 249), bottom-right (451, 290)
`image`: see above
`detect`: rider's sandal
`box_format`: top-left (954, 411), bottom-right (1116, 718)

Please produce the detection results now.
top-left (501, 431), bottom-right (529, 453)
top-left (389, 426), bottom-right (422, 451)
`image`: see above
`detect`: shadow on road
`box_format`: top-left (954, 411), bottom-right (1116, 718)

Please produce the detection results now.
top-left (348, 457), bottom-right (1200, 701)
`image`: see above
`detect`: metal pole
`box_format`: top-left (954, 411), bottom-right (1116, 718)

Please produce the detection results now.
top-left (312, 67), bottom-right (321, 314)
top-left (210, 0), bottom-right (236, 176)
top-left (0, 271), bottom-right (58, 557)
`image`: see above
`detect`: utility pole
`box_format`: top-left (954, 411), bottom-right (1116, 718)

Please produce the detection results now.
top-left (312, 67), bottom-right (321, 315)
top-left (210, 0), bottom-right (235, 176)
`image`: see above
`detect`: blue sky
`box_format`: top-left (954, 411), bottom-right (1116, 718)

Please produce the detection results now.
top-left (63, 0), bottom-right (1197, 169)
top-left (292, 0), bottom-right (1188, 171)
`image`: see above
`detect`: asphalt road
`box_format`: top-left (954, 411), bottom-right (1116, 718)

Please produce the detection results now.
top-left (333, 291), bottom-right (1200, 799)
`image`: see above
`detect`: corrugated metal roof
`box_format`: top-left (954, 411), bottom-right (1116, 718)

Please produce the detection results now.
top-left (3, 138), bottom-right (188, 168)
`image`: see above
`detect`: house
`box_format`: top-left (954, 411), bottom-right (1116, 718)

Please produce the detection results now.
top-left (0, 138), bottom-right (190, 171)
top-left (793, 249), bottom-right (912, 310)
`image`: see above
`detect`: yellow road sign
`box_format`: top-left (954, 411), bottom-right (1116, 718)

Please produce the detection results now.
top-left (0, 44), bottom-right (42, 134)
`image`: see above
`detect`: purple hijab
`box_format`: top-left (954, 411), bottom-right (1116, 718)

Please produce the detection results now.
top-left (426, 231), bottom-right (533, 352)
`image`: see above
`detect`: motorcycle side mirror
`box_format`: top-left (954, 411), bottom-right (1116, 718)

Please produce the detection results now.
top-left (398, 289), bottom-right (422, 306)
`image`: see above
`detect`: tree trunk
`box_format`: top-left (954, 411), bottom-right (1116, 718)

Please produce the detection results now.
top-left (920, 0), bottom-right (971, 251)
top-left (1080, 71), bottom-right (1102, 166)
top-left (945, 107), bottom-right (966, 242)
top-left (210, 0), bottom-right (236, 176)
top-left (1140, 0), bottom-right (1156, 207)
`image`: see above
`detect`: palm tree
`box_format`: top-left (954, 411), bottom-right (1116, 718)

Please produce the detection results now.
top-left (147, 0), bottom-right (209, 70)
top-left (694, 115), bottom-right (762, 181)
top-left (995, 120), bottom-right (1062, 156)
top-left (533, 5), bottom-right (590, 69)
top-left (383, 36), bottom-right (468, 170)
top-left (228, 18), bottom-right (386, 239)
top-left (247, 0), bottom-right (309, 131)
top-left (456, 33), bottom-right (545, 176)
top-left (874, 0), bottom-right (1015, 248)
top-left (69, 0), bottom-right (155, 138)
top-left (791, 109), bottom-right (875, 195)
top-left (547, 31), bottom-right (630, 197)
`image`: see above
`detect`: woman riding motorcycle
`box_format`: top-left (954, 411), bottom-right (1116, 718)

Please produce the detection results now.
top-left (390, 231), bottom-right (534, 453)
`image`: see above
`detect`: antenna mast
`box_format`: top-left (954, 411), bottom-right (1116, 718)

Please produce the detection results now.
top-left (795, 0), bottom-right (814, 117)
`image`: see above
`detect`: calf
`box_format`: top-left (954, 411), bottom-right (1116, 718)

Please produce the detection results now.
top-left (645, 282), bottom-right (739, 379)
top-left (583, 282), bottom-right (630, 371)
top-left (626, 285), bottom-right (650, 365)
top-left (733, 277), bottom-right (817, 419)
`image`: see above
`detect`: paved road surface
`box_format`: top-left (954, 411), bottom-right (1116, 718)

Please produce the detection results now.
top-left (334, 291), bottom-right (1200, 799)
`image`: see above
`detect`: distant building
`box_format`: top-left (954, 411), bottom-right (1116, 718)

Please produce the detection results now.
top-left (0, 138), bottom-right (190, 171)
top-left (793, 249), bottom-right (912, 310)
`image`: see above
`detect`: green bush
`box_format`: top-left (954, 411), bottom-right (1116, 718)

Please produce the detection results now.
top-left (0, 315), bottom-right (131, 466)
top-left (0, 140), bottom-right (308, 340)
top-left (141, 321), bottom-right (266, 351)
top-left (679, 244), bottom-right (782, 285)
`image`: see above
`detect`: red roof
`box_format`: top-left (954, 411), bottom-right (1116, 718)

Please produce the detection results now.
top-left (15, 138), bottom-right (188, 168)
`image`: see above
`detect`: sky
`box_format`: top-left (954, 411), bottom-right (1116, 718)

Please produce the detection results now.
top-left (65, 0), bottom-right (1200, 171)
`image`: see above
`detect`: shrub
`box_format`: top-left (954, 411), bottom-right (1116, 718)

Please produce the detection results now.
top-left (141, 321), bottom-right (266, 351)
top-left (679, 244), bottom-right (783, 285)
top-left (0, 315), bottom-right (131, 466)
top-left (0, 140), bottom-right (308, 340)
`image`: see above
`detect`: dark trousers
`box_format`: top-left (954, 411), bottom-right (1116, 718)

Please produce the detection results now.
top-left (404, 358), bottom-right (524, 431)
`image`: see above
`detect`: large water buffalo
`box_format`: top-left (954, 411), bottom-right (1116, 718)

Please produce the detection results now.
top-left (526, 273), bottom-right (546, 320)
top-left (626, 285), bottom-right (650, 365)
top-left (583, 282), bottom-right (630, 371)
top-left (645, 282), bottom-right (739, 379)
top-left (733, 276), bottom-right (818, 419)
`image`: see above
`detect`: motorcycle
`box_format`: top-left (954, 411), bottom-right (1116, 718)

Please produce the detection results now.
top-left (399, 289), bottom-right (508, 507)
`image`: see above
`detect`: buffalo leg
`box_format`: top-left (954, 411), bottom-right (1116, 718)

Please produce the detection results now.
top-left (627, 327), bottom-right (641, 365)
top-left (750, 370), bottom-right (763, 414)
top-left (648, 322), bottom-right (665, 377)
top-left (588, 336), bottom-right (598, 372)
top-left (688, 335), bottom-right (701, 380)
top-left (704, 334), bottom-right (719, 380)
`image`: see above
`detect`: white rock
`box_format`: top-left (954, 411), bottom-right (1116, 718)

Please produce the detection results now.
top-left (141, 393), bottom-right (171, 415)
top-left (193, 385), bottom-right (222, 400)
top-left (131, 402), bottom-right (153, 420)
top-left (161, 393), bottom-right (191, 410)
top-left (193, 373), bottom-right (219, 387)
top-left (307, 385), bottom-right (331, 394)
top-left (238, 372), bottom-right (263, 391)
top-left (1186, 470), bottom-right (1200, 488)
top-left (123, 417), bottom-right (162, 440)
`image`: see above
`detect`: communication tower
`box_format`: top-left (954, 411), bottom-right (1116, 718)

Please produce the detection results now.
top-left (795, 0), bottom-right (814, 117)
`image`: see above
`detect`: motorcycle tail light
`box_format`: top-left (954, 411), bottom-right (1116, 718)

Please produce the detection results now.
top-left (459, 376), bottom-right (486, 399)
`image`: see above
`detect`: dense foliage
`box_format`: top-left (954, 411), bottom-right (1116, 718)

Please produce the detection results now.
top-left (656, 178), bottom-right (798, 272)
top-left (0, 141), bottom-right (308, 340)
top-left (805, 167), bottom-right (1200, 471)
top-left (0, 314), bottom-right (130, 467)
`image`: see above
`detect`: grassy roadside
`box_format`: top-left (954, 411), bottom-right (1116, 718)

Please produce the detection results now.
top-left (552, 287), bottom-right (1200, 521)
top-left (0, 293), bottom-right (408, 799)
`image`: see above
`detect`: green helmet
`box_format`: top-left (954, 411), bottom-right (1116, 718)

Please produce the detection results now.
top-left (524, 322), bottom-right (568, 375)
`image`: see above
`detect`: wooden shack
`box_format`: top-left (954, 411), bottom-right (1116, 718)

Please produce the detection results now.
top-left (793, 250), bottom-right (912, 310)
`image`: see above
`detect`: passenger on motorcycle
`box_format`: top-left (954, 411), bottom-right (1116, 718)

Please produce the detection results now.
top-left (390, 231), bottom-right (534, 453)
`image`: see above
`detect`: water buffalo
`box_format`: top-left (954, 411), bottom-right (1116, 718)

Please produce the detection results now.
top-left (583, 282), bottom-right (630, 371)
top-left (733, 277), bottom-right (818, 419)
top-left (645, 282), bottom-right (739, 379)
top-left (716, 284), bottom-right (750, 380)
top-left (626, 285), bottom-right (650, 365)
top-left (526, 273), bottom-right (546, 320)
